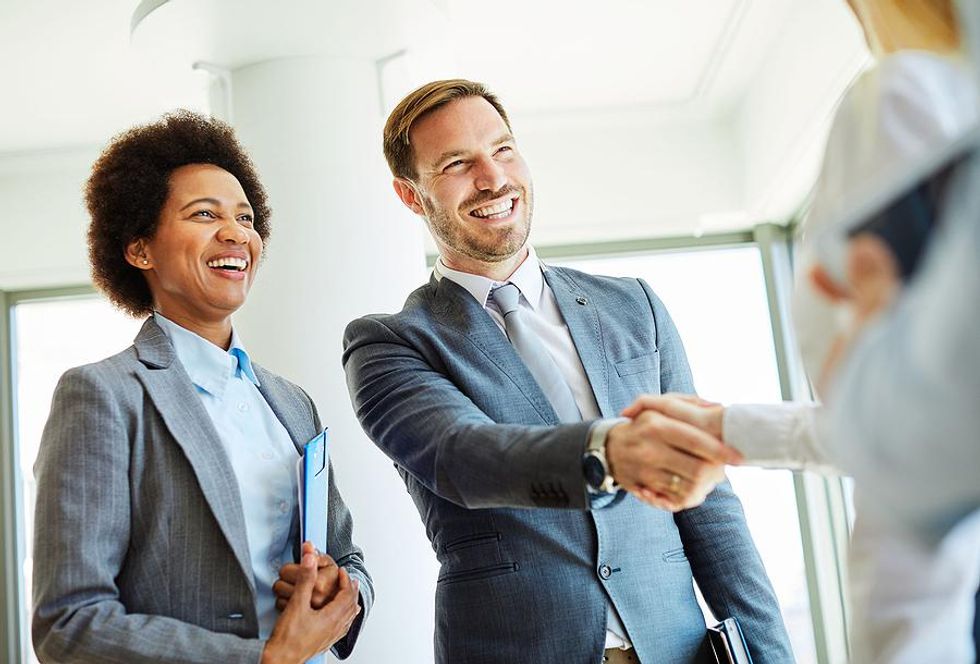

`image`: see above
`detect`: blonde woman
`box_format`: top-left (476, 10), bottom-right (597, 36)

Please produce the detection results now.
top-left (628, 1), bottom-right (980, 662)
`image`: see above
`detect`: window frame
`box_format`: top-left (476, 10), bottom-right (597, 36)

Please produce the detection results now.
top-left (0, 284), bottom-right (97, 664)
top-left (754, 224), bottom-right (852, 664)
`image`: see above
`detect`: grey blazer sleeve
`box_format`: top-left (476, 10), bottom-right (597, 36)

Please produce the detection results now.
top-left (640, 282), bottom-right (796, 663)
top-left (300, 391), bottom-right (374, 659)
top-left (343, 316), bottom-right (595, 510)
top-left (32, 366), bottom-right (265, 664)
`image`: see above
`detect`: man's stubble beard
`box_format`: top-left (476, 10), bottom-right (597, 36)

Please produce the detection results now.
top-left (421, 185), bottom-right (533, 264)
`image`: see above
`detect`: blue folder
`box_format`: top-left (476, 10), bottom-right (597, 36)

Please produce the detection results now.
top-left (298, 429), bottom-right (329, 664)
top-left (299, 428), bottom-right (329, 553)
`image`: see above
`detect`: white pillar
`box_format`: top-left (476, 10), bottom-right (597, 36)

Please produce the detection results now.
top-left (229, 56), bottom-right (434, 663)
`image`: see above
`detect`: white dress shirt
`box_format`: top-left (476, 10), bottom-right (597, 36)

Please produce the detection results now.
top-left (434, 246), bottom-right (633, 650)
top-left (154, 313), bottom-right (298, 638)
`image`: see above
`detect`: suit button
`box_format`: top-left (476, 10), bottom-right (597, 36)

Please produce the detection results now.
top-left (599, 564), bottom-right (612, 579)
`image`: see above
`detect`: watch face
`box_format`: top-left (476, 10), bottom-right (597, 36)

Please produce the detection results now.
top-left (583, 454), bottom-right (606, 490)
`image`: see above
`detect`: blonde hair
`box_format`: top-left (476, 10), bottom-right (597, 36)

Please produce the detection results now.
top-left (383, 79), bottom-right (512, 181)
top-left (854, 0), bottom-right (962, 53)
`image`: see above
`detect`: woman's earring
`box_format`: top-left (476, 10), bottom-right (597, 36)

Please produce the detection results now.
top-left (142, 258), bottom-right (149, 265)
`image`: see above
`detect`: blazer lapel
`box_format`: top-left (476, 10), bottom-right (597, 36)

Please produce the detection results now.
top-left (132, 319), bottom-right (255, 594)
top-left (253, 365), bottom-right (313, 454)
top-left (430, 275), bottom-right (559, 424)
top-left (544, 267), bottom-right (613, 417)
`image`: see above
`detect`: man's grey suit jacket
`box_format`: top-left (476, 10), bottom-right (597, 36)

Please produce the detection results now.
top-left (32, 318), bottom-right (373, 663)
top-left (344, 265), bottom-right (794, 664)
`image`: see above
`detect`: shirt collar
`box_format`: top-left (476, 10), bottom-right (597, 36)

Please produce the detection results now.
top-left (153, 312), bottom-right (260, 400)
top-left (433, 246), bottom-right (545, 310)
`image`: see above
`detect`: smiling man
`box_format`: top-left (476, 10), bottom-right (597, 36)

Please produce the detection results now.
top-left (343, 80), bottom-right (794, 664)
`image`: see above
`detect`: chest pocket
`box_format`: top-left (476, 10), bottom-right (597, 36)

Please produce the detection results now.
top-left (615, 351), bottom-right (660, 377)
top-left (614, 352), bottom-right (661, 394)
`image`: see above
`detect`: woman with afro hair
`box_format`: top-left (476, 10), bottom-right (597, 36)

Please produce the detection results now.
top-left (31, 110), bottom-right (373, 664)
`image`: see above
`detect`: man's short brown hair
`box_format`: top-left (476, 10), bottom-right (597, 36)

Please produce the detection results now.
top-left (382, 79), bottom-right (512, 181)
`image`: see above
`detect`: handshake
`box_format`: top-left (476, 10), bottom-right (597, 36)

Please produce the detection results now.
top-left (605, 394), bottom-right (743, 512)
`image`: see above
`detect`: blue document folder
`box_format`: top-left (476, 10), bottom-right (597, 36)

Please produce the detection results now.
top-left (299, 428), bottom-right (329, 554)
top-left (298, 429), bottom-right (329, 664)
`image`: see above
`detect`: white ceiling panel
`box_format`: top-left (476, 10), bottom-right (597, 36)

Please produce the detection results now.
top-left (0, 0), bottom-right (804, 153)
top-left (0, 0), bottom-right (208, 153)
top-left (447, 0), bottom-right (744, 112)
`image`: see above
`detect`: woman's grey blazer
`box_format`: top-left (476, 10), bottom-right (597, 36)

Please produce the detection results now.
top-left (32, 318), bottom-right (372, 663)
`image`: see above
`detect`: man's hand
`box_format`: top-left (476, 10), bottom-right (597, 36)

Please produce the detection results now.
top-left (261, 547), bottom-right (361, 664)
top-left (604, 401), bottom-right (741, 512)
top-left (274, 541), bottom-right (340, 611)
top-left (622, 393), bottom-right (728, 441)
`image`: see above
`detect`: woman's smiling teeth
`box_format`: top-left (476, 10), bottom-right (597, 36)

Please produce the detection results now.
top-left (206, 257), bottom-right (248, 271)
top-left (470, 198), bottom-right (515, 220)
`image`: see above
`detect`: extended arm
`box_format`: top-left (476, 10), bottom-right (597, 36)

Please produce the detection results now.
top-left (723, 402), bottom-right (833, 473)
top-left (625, 395), bottom-right (838, 476)
top-left (343, 316), bottom-right (595, 510)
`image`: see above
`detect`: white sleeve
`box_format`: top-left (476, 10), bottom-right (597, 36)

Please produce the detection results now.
top-left (723, 402), bottom-right (839, 475)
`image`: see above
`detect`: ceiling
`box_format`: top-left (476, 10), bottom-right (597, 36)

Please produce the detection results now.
top-left (0, 0), bottom-right (805, 154)
top-left (0, 0), bottom-right (207, 153)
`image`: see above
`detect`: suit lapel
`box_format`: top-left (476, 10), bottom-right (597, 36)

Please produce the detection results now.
top-left (544, 267), bottom-right (613, 417)
top-left (253, 366), bottom-right (312, 455)
top-left (132, 319), bottom-right (255, 595)
top-left (430, 275), bottom-right (559, 424)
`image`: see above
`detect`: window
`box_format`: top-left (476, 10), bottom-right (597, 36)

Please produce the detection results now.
top-left (557, 245), bottom-right (817, 663)
top-left (9, 293), bottom-right (141, 664)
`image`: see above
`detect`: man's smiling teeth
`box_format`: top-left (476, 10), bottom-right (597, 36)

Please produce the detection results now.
top-left (470, 199), bottom-right (514, 219)
top-left (206, 257), bottom-right (248, 271)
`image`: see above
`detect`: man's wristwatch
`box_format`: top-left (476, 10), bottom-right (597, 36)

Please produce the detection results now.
top-left (582, 419), bottom-right (624, 494)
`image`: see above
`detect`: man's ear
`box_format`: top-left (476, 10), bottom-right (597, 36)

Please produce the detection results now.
top-left (124, 239), bottom-right (152, 270)
top-left (393, 178), bottom-right (425, 216)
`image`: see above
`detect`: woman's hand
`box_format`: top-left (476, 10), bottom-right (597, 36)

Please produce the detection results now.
top-left (274, 541), bottom-right (340, 611)
top-left (261, 548), bottom-right (361, 664)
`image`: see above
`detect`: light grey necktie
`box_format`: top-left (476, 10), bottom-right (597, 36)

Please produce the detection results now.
top-left (489, 283), bottom-right (581, 423)
top-left (491, 283), bottom-right (629, 643)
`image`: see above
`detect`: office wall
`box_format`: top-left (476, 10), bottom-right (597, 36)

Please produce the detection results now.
top-left (227, 57), bottom-right (436, 663)
top-left (0, 113), bottom-right (747, 286)
top-left (516, 109), bottom-right (743, 244)
top-left (0, 148), bottom-right (98, 290)
top-left (736, 0), bottom-right (868, 223)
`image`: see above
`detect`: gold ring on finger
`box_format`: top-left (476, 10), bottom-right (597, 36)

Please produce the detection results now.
top-left (669, 473), bottom-right (682, 492)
